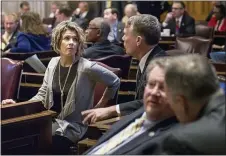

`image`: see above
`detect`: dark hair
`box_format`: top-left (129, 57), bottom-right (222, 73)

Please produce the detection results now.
top-left (215, 4), bottom-right (226, 17)
top-left (127, 14), bottom-right (161, 45)
top-left (105, 8), bottom-right (119, 18)
top-left (59, 5), bottom-right (73, 17)
top-left (20, 1), bottom-right (29, 8)
top-left (173, 1), bottom-right (186, 9)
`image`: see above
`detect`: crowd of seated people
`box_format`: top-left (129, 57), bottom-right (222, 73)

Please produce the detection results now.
top-left (4, 12), bottom-right (51, 53)
top-left (1, 1), bottom-right (226, 155)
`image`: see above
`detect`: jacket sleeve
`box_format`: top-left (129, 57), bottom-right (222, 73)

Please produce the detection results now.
top-left (10, 34), bottom-right (31, 53)
top-left (119, 99), bottom-right (143, 116)
top-left (87, 62), bottom-right (120, 99)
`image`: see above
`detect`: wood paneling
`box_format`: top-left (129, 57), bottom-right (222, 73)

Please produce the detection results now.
top-left (183, 1), bottom-right (212, 21)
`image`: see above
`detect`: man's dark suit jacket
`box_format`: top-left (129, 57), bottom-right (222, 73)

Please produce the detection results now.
top-left (134, 90), bottom-right (226, 155)
top-left (72, 11), bottom-right (94, 30)
top-left (110, 21), bottom-right (124, 45)
top-left (119, 45), bottom-right (166, 116)
top-left (82, 40), bottom-right (125, 59)
top-left (84, 107), bottom-right (178, 155)
top-left (2, 30), bottom-right (19, 52)
top-left (162, 90), bottom-right (226, 155)
top-left (163, 12), bottom-right (195, 36)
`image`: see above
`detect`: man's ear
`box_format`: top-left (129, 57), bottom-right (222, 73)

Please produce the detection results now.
top-left (97, 29), bottom-right (101, 37)
top-left (176, 95), bottom-right (189, 115)
top-left (136, 36), bottom-right (142, 47)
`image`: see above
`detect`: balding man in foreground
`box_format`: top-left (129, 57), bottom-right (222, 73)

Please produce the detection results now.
top-left (134, 54), bottom-right (226, 154)
top-left (84, 57), bottom-right (178, 155)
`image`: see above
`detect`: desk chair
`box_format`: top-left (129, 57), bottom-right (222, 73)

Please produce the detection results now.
top-left (1, 58), bottom-right (23, 101)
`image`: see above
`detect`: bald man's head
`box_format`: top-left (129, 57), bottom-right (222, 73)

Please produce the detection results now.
top-left (124, 4), bottom-right (138, 18)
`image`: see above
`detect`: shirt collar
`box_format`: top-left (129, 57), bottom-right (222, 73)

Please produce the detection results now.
top-left (139, 47), bottom-right (155, 73)
top-left (176, 15), bottom-right (183, 26)
top-left (80, 11), bottom-right (88, 18)
top-left (111, 20), bottom-right (118, 29)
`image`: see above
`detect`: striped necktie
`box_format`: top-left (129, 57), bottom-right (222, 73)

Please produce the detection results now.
top-left (175, 19), bottom-right (180, 35)
top-left (135, 67), bottom-right (142, 99)
top-left (94, 114), bottom-right (146, 154)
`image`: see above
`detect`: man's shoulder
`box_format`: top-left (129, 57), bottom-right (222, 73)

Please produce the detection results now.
top-left (152, 45), bottom-right (167, 57)
top-left (183, 13), bottom-right (195, 23)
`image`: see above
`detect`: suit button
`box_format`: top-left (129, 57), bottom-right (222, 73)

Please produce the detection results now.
top-left (149, 131), bottom-right (155, 137)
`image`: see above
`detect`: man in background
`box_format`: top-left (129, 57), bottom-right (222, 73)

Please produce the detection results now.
top-left (103, 8), bottom-right (124, 44)
top-left (162, 1), bottom-right (195, 36)
top-left (83, 17), bottom-right (125, 59)
top-left (2, 13), bottom-right (19, 51)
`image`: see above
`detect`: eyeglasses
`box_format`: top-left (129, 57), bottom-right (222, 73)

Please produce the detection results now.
top-left (172, 7), bottom-right (183, 10)
top-left (87, 27), bottom-right (101, 30)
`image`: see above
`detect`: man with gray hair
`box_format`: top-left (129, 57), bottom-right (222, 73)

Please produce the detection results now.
top-left (134, 54), bottom-right (225, 154)
top-left (83, 17), bottom-right (125, 59)
top-left (84, 57), bottom-right (178, 155)
top-left (82, 14), bottom-right (167, 124)
top-left (162, 54), bottom-right (226, 154)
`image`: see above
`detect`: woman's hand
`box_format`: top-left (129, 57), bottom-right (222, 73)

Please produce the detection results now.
top-left (2, 99), bottom-right (16, 104)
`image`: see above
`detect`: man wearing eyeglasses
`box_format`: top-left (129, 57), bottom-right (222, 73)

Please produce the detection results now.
top-left (83, 17), bottom-right (125, 59)
top-left (162, 1), bottom-right (195, 36)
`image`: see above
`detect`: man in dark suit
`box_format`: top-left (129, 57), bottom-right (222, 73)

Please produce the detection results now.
top-left (83, 17), bottom-right (125, 59)
top-left (71, 2), bottom-right (94, 30)
top-left (132, 54), bottom-right (226, 154)
top-left (162, 1), bottom-right (195, 36)
top-left (103, 8), bottom-right (124, 44)
top-left (84, 57), bottom-right (177, 154)
top-left (2, 13), bottom-right (19, 52)
top-left (82, 14), bottom-right (166, 124)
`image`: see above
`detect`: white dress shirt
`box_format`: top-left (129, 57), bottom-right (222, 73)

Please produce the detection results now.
top-left (89, 112), bottom-right (156, 154)
top-left (162, 15), bottom-right (183, 27)
top-left (116, 47), bottom-right (155, 114)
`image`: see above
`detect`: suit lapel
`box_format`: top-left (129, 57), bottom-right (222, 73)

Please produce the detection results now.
top-left (136, 45), bottom-right (164, 99)
top-left (113, 117), bottom-right (178, 154)
top-left (117, 22), bottom-right (123, 41)
top-left (93, 108), bottom-right (145, 147)
top-left (180, 15), bottom-right (186, 32)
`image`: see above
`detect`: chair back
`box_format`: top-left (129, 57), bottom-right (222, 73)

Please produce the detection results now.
top-left (91, 55), bottom-right (132, 79)
top-left (93, 62), bottom-right (121, 107)
top-left (1, 58), bottom-right (23, 101)
top-left (176, 36), bottom-right (212, 57)
top-left (195, 24), bottom-right (214, 39)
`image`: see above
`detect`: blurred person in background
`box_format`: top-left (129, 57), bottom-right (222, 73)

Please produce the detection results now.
top-left (5, 12), bottom-right (51, 53)
top-left (122, 3), bottom-right (139, 25)
top-left (162, 1), bottom-right (195, 36)
top-left (208, 4), bottom-right (226, 32)
top-left (1, 13), bottom-right (19, 51)
top-left (103, 7), bottom-right (124, 44)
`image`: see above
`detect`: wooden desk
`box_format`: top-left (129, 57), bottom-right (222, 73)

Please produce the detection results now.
top-left (89, 117), bottom-right (121, 131)
top-left (1, 101), bottom-right (56, 155)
